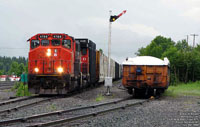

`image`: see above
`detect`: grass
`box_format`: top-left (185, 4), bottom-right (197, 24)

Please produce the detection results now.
top-left (15, 82), bottom-right (31, 97)
top-left (47, 104), bottom-right (57, 111)
top-left (164, 81), bottom-right (200, 97)
top-left (96, 94), bottom-right (104, 102)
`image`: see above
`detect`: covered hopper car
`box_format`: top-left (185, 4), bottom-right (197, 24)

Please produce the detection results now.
top-left (27, 33), bottom-right (121, 95)
top-left (122, 56), bottom-right (170, 97)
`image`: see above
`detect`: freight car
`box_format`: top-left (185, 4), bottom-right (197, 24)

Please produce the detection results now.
top-left (27, 33), bottom-right (121, 95)
top-left (122, 56), bottom-right (170, 97)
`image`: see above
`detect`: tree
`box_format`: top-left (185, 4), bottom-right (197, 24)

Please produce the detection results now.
top-left (136, 36), bottom-right (175, 58)
top-left (0, 70), bottom-right (4, 75)
top-left (9, 61), bottom-right (19, 76)
top-left (18, 63), bottom-right (25, 76)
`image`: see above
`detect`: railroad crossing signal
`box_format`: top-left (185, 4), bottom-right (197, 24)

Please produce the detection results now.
top-left (109, 10), bottom-right (127, 22)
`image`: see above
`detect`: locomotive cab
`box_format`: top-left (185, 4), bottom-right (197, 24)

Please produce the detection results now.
top-left (28, 33), bottom-right (81, 94)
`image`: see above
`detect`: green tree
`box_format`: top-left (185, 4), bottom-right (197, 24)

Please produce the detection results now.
top-left (137, 36), bottom-right (175, 58)
top-left (0, 70), bottom-right (4, 75)
top-left (9, 61), bottom-right (19, 76)
top-left (18, 63), bottom-right (25, 76)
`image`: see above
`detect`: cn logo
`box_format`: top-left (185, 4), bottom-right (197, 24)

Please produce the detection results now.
top-left (83, 58), bottom-right (86, 61)
top-left (83, 58), bottom-right (87, 61)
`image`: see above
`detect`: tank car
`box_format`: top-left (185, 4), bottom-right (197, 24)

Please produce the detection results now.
top-left (122, 56), bottom-right (170, 96)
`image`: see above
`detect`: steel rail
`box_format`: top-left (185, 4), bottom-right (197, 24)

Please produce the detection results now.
top-left (0, 84), bottom-right (13, 87)
top-left (0, 86), bottom-right (12, 89)
top-left (0, 96), bottom-right (38, 106)
top-left (27, 99), bottom-right (149, 127)
top-left (0, 97), bottom-right (54, 114)
top-left (0, 97), bottom-right (131, 125)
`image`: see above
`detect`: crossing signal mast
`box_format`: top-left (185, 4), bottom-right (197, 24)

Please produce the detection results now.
top-left (105, 10), bottom-right (127, 96)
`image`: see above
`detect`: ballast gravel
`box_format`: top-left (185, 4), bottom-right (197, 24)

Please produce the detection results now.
top-left (0, 80), bottom-right (130, 126)
top-left (66, 96), bottom-right (200, 127)
top-left (1, 80), bottom-right (200, 127)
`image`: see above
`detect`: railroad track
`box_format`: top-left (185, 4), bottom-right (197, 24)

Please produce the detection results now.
top-left (0, 84), bottom-right (14, 90)
top-left (0, 97), bottom-right (150, 127)
top-left (0, 96), bottom-right (37, 106)
top-left (0, 97), bottom-right (54, 115)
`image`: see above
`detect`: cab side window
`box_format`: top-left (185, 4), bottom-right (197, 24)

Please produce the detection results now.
top-left (31, 40), bottom-right (40, 49)
top-left (62, 40), bottom-right (71, 49)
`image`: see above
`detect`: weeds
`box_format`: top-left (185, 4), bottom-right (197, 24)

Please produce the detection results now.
top-left (15, 82), bottom-right (31, 97)
top-left (47, 104), bottom-right (57, 111)
top-left (96, 94), bottom-right (104, 102)
top-left (164, 81), bottom-right (200, 97)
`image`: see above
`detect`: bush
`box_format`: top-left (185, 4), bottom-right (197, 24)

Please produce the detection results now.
top-left (11, 82), bottom-right (20, 91)
top-left (16, 83), bottom-right (31, 96)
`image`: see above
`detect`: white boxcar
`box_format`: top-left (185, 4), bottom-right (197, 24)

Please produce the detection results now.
top-left (110, 58), bottom-right (115, 79)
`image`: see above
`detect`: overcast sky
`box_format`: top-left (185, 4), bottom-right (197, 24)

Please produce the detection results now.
top-left (0, 0), bottom-right (200, 63)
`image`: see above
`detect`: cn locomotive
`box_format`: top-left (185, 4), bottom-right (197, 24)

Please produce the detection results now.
top-left (27, 33), bottom-right (121, 95)
top-left (122, 56), bottom-right (170, 96)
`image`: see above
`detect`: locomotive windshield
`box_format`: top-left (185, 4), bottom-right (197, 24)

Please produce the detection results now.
top-left (62, 40), bottom-right (71, 49)
top-left (52, 40), bottom-right (60, 46)
top-left (41, 40), bottom-right (49, 46)
top-left (31, 40), bottom-right (40, 49)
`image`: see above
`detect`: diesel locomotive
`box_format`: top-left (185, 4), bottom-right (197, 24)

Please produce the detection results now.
top-left (27, 33), bottom-right (121, 95)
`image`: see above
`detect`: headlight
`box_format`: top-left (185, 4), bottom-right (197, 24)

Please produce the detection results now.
top-left (57, 67), bottom-right (63, 73)
top-left (46, 52), bottom-right (51, 56)
top-left (34, 67), bottom-right (39, 73)
top-left (46, 48), bottom-right (51, 56)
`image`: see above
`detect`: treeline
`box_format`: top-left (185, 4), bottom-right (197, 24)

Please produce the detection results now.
top-left (0, 56), bottom-right (28, 76)
top-left (136, 36), bottom-right (200, 84)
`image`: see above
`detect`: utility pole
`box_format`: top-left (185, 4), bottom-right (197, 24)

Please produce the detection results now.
top-left (186, 35), bottom-right (189, 44)
top-left (190, 34), bottom-right (198, 47)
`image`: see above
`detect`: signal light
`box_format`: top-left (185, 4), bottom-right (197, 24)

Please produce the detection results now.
top-left (110, 15), bottom-right (119, 22)
top-left (110, 10), bottom-right (127, 22)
